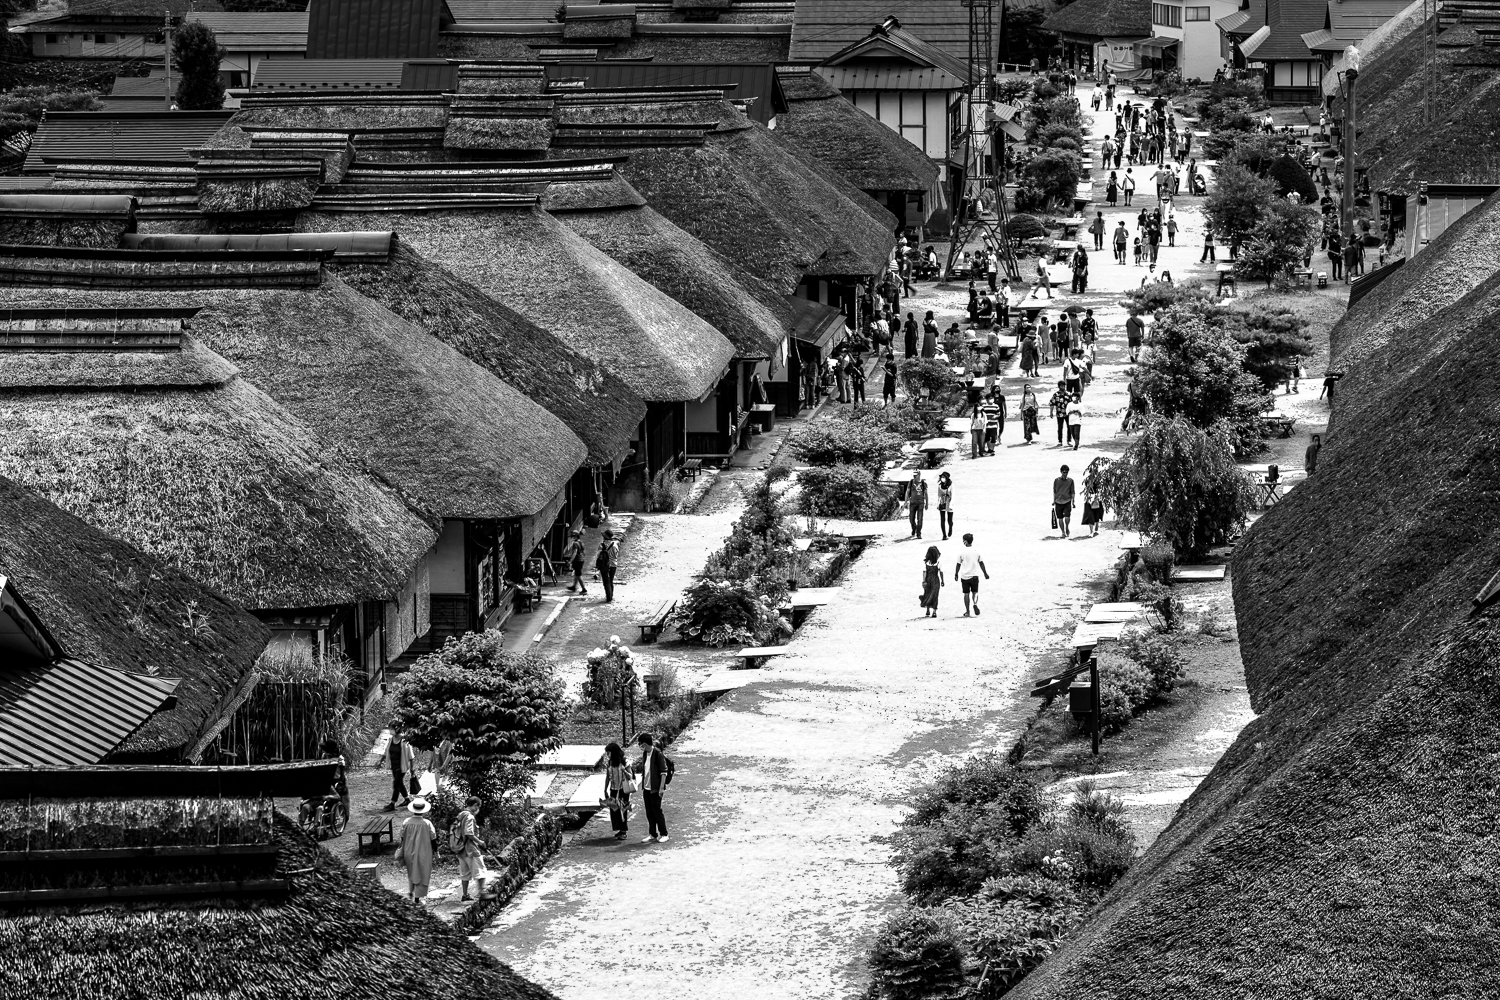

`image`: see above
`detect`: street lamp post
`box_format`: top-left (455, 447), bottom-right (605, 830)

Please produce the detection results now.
top-left (1340, 45), bottom-right (1361, 274)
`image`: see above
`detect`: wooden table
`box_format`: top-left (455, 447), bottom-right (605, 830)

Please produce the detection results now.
top-left (1070, 621), bottom-right (1127, 651)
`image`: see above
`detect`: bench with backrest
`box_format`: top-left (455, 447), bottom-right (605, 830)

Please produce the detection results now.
top-left (357, 816), bottom-right (393, 855)
top-left (637, 599), bottom-right (677, 644)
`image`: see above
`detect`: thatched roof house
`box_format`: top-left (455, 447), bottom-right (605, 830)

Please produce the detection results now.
top-left (0, 246), bottom-right (588, 526)
top-left (0, 802), bottom-right (558, 999)
top-left (770, 69), bottom-right (940, 198)
top-left (1005, 209), bottom-right (1500, 998)
top-left (0, 477), bottom-right (272, 763)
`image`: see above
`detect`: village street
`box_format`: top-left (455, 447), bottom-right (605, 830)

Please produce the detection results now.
top-left (477, 83), bottom-right (1253, 1000)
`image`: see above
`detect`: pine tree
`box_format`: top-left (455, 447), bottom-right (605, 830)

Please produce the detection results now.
top-left (173, 21), bottom-right (225, 111)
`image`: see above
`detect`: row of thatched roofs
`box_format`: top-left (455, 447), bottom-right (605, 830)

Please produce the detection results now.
top-left (0, 63), bottom-right (926, 764)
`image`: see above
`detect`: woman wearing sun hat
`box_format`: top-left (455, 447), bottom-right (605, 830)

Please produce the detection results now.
top-left (397, 797), bottom-right (438, 903)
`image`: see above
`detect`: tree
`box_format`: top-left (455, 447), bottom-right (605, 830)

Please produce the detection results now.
top-left (1135, 308), bottom-right (1270, 432)
top-left (1024, 151), bottom-right (1081, 208)
top-left (0, 86), bottom-right (100, 144)
top-left (1203, 161), bottom-right (1276, 247)
top-left (1097, 417), bottom-right (1257, 557)
top-left (1234, 199), bottom-right (1321, 286)
top-left (390, 631), bottom-right (567, 800)
top-left (172, 21), bottom-right (225, 110)
top-left (1232, 303), bottom-right (1314, 390)
top-left (1267, 154), bottom-right (1318, 203)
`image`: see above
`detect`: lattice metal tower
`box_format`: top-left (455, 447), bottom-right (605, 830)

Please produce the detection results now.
top-left (944, 0), bottom-right (1020, 281)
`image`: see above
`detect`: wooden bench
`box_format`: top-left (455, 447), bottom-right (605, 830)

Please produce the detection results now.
top-left (637, 599), bottom-right (677, 644)
top-left (356, 816), bottom-right (393, 855)
top-left (1072, 180), bottom-right (1092, 208)
top-left (678, 457), bottom-right (704, 480)
top-left (735, 645), bottom-right (790, 669)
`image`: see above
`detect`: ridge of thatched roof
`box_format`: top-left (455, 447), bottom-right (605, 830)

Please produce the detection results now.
top-left (0, 476), bottom-right (271, 760)
top-left (0, 374), bottom-right (437, 611)
top-left (771, 71), bottom-right (939, 194)
top-left (1007, 249), bottom-right (1500, 999)
top-left (296, 203), bottom-right (737, 402)
top-left (1042, 0), bottom-right (1151, 37)
top-left (0, 255), bottom-right (587, 522)
top-left (0, 814), bottom-right (560, 999)
top-left (329, 241), bottom-right (645, 466)
top-left (0, 331), bottom-right (239, 390)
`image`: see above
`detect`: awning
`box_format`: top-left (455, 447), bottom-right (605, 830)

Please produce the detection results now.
top-left (1239, 25), bottom-right (1272, 57)
top-left (787, 295), bottom-right (846, 352)
top-left (1301, 28), bottom-right (1342, 50)
top-left (998, 119), bottom-right (1026, 142)
top-left (0, 656), bottom-right (181, 766)
top-left (1134, 36), bottom-right (1181, 55)
top-left (1217, 10), bottom-right (1253, 33)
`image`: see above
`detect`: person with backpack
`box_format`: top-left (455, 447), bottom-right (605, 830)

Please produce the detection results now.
top-left (595, 529), bottom-right (620, 602)
top-left (634, 732), bottom-right (674, 843)
top-left (451, 796), bottom-right (488, 901)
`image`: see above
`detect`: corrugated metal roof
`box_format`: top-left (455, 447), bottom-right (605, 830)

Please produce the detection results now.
top-left (187, 11), bottom-right (309, 49)
top-left (545, 62), bottom-right (787, 121)
top-left (818, 64), bottom-right (964, 91)
top-left (1218, 9), bottom-right (1254, 32)
top-left (447, 0), bottom-right (562, 20)
top-left (253, 58), bottom-right (410, 89)
top-left (1301, 27), bottom-right (1340, 48)
top-left (789, 0), bottom-right (970, 63)
top-left (23, 112), bottom-right (233, 174)
top-left (110, 75), bottom-right (170, 97)
top-left (1238, 23), bottom-right (1273, 56)
top-left (787, 294), bottom-right (846, 348)
top-left (306, 0), bottom-right (450, 58)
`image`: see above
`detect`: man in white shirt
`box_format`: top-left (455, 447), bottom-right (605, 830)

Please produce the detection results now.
top-left (953, 533), bottom-right (990, 617)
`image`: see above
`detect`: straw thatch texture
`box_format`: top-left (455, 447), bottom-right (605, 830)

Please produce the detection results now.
top-left (330, 242), bottom-right (645, 466)
top-left (296, 204), bottom-right (737, 402)
top-left (0, 476), bottom-right (270, 759)
top-left (0, 265), bottom-right (587, 521)
top-left (539, 172), bottom-right (646, 211)
top-left (772, 74), bottom-right (940, 194)
top-left (0, 217), bottom-right (131, 249)
top-left (445, 111), bottom-right (557, 151)
top-left (229, 102), bottom-right (449, 133)
top-left (0, 814), bottom-right (560, 1000)
top-left (557, 203), bottom-right (788, 357)
top-left (1005, 225), bottom-right (1500, 1000)
top-left (0, 376), bottom-right (438, 612)
top-left (563, 14), bottom-right (635, 39)
top-left (195, 169), bottom-right (325, 215)
top-left (0, 334), bottom-right (238, 389)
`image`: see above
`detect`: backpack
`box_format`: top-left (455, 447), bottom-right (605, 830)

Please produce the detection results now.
top-left (449, 810), bottom-right (471, 853)
top-left (662, 752), bottom-right (675, 787)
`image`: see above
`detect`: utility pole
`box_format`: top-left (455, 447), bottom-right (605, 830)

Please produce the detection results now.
top-left (163, 10), bottom-right (173, 111)
top-left (1340, 46), bottom-right (1359, 261)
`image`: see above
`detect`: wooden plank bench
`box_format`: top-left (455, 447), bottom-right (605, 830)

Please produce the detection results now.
top-left (562, 772), bottom-right (608, 816)
top-left (356, 816), bottom-right (393, 855)
top-left (735, 645), bottom-right (790, 669)
top-left (637, 599), bottom-right (677, 644)
top-left (1173, 564), bottom-right (1227, 582)
top-left (536, 744), bottom-right (607, 769)
top-left (678, 457), bottom-right (704, 480)
top-left (697, 671), bottom-right (759, 696)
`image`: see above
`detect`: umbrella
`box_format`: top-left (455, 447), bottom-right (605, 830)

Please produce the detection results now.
top-left (1063, 304), bottom-right (1086, 315)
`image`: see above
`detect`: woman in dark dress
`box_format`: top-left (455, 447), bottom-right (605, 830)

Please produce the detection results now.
top-left (920, 544), bottom-right (944, 618)
top-left (903, 313), bottom-right (918, 358)
top-left (1106, 171), bottom-right (1119, 207)
top-left (967, 283), bottom-right (980, 325)
top-left (882, 351), bottom-right (898, 406)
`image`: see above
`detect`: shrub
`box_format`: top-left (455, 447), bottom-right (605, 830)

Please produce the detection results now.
top-left (1118, 630), bottom-right (1187, 694)
top-left (391, 632), bottom-right (568, 800)
top-left (1096, 417), bottom-right (1258, 557)
top-left (1095, 679), bottom-right (1134, 732)
top-left (788, 420), bottom-right (902, 471)
top-left (845, 400), bottom-right (939, 440)
top-left (1235, 199), bottom-right (1322, 286)
top-left (799, 463), bottom-right (879, 519)
top-left (867, 907), bottom-right (968, 1000)
top-left (673, 578), bottom-right (787, 647)
top-left (1066, 780), bottom-right (1130, 840)
top-left (906, 754), bottom-right (1046, 834)
top-left (993, 78), bottom-right (1033, 105)
top-left (1036, 122), bottom-right (1084, 150)
top-left (899, 357), bottom-right (960, 408)
top-left (703, 472), bottom-right (796, 593)
top-left (1009, 823), bottom-right (1136, 892)
top-left (1139, 542), bottom-right (1175, 584)
top-left (1024, 151), bottom-right (1082, 207)
top-left (1033, 80), bottom-right (1062, 100)
top-left (1097, 652), bottom-right (1154, 728)
top-left (1127, 577), bottom-right (1187, 632)
top-left (1204, 161), bottom-right (1277, 245)
top-left (942, 893), bottom-right (1081, 998)
top-left (1135, 309), bottom-right (1270, 433)
top-left (172, 21), bottom-right (226, 110)
top-left (0, 86), bottom-right (101, 143)
top-left (1233, 303), bottom-right (1313, 390)
top-left (977, 874), bottom-right (1081, 910)
top-left (1122, 277), bottom-right (1213, 315)
top-left (1267, 153), bottom-right (1319, 203)
top-left (1005, 213), bottom-right (1047, 242)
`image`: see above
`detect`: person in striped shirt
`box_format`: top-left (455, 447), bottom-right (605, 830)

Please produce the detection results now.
top-left (980, 391), bottom-right (1004, 455)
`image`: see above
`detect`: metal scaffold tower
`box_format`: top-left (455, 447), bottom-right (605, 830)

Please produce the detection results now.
top-left (945, 0), bottom-right (1020, 281)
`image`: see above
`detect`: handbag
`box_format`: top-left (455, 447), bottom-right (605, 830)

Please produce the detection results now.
top-left (1051, 507), bottom-right (1059, 530)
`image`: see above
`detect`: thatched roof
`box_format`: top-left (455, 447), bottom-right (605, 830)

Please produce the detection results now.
top-left (296, 203), bottom-right (737, 401)
top-left (329, 241), bottom-right (646, 466)
top-left (1005, 205), bottom-right (1500, 1000)
top-left (772, 70), bottom-right (939, 194)
top-left (0, 251), bottom-right (587, 522)
top-left (1042, 0), bottom-right (1151, 37)
top-left (0, 476), bottom-right (270, 760)
top-left (0, 374), bottom-right (436, 611)
top-left (0, 814), bottom-right (559, 999)
top-left (0, 332), bottom-right (238, 389)
top-left (1343, 16), bottom-right (1500, 194)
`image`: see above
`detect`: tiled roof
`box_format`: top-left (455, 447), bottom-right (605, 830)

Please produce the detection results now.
top-left (1043, 0), bottom-right (1152, 39)
top-left (306, 0), bottom-right (451, 58)
top-left (789, 0), bottom-right (970, 62)
top-left (188, 10), bottom-right (309, 49)
top-left (821, 20), bottom-right (972, 82)
top-left (447, 0), bottom-right (562, 20)
top-left (544, 62), bottom-right (787, 122)
top-left (17, 0), bottom-right (221, 27)
top-left (252, 58), bottom-right (410, 89)
top-left (1247, 0), bottom-right (1325, 60)
top-left (817, 64), bottom-right (964, 90)
top-left (23, 112), bottom-right (234, 174)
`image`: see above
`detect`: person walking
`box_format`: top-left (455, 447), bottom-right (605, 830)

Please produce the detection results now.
top-left (633, 732), bottom-right (674, 843)
top-left (1201, 224), bottom-right (1217, 262)
top-left (903, 312), bottom-right (918, 358)
top-left (603, 741), bottom-right (635, 841)
top-left (1328, 231), bottom-right (1344, 281)
top-left (1166, 214), bottom-right (1178, 246)
top-left (1125, 310), bottom-right (1145, 363)
top-left (1062, 351), bottom-right (1084, 399)
top-left (987, 253), bottom-right (999, 293)
top-left (953, 532), bottom-right (990, 617)
top-left (396, 797), bottom-right (438, 904)
top-left (1305, 433), bottom-right (1322, 474)
top-left (1066, 393), bottom-right (1083, 450)
top-left (921, 311), bottom-right (938, 359)
top-left (1122, 373), bottom-right (1149, 432)
top-left (1113, 221), bottom-right (1129, 264)
top-left (982, 389), bottom-right (1004, 454)
top-left (1081, 489), bottom-right (1105, 536)
top-left (882, 351), bottom-right (898, 406)
top-left (1049, 380), bottom-right (1069, 445)
top-left (1070, 244), bottom-right (1089, 293)
top-left (1123, 168), bottom-right (1136, 206)
top-left (1019, 327), bottom-right (1039, 378)
top-left (920, 544), bottom-right (944, 618)
top-left (1033, 257), bottom-right (1053, 299)
top-left (563, 529), bottom-right (588, 595)
top-left (596, 529), bottom-right (620, 602)
top-left (384, 730), bottom-right (415, 812)
top-left (834, 348), bottom-right (849, 403)
top-left (1053, 465), bottom-right (1076, 538)
top-left (1089, 211), bottom-right (1106, 250)
top-left (1021, 383), bottom-right (1040, 443)
top-left (452, 796), bottom-right (488, 901)
top-left (908, 471), bottom-right (928, 539)
top-left (850, 357), bottom-right (866, 405)
top-left (936, 471), bottom-right (954, 539)
top-left (969, 404), bottom-right (986, 460)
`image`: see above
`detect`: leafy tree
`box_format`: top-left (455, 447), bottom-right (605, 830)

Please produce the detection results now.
top-left (1203, 161), bottom-right (1276, 247)
top-left (1024, 151), bottom-right (1081, 207)
top-left (1135, 308), bottom-right (1270, 432)
top-left (798, 463), bottom-right (880, 519)
top-left (390, 631), bottom-right (567, 800)
top-left (1097, 417), bottom-right (1257, 557)
top-left (1003, 6), bottom-right (1049, 62)
top-left (1235, 199), bottom-right (1321, 286)
top-left (1232, 303), bottom-right (1314, 389)
top-left (1267, 154), bottom-right (1318, 203)
top-left (0, 86), bottom-right (100, 144)
top-left (172, 21), bottom-right (225, 110)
